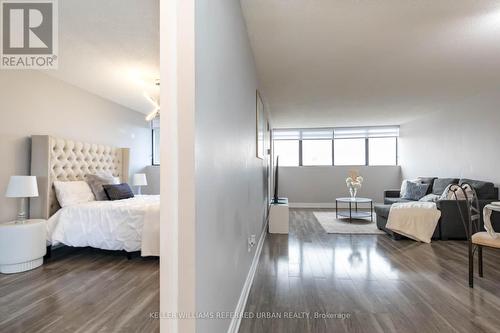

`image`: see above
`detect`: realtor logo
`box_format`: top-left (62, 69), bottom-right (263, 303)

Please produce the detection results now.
top-left (1, 0), bottom-right (58, 69)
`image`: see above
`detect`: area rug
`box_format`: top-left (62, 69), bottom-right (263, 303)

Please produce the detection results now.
top-left (313, 211), bottom-right (385, 234)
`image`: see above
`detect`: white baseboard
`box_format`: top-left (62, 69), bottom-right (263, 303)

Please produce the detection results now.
top-left (227, 218), bottom-right (268, 333)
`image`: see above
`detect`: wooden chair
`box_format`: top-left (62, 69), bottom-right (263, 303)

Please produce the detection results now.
top-left (452, 183), bottom-right (500, 287)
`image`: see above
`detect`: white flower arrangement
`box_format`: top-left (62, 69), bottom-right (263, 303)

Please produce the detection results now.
top-left (346, 176), bottom-right (363, 189)
top-left (346, 170), bottom-right (363, 198)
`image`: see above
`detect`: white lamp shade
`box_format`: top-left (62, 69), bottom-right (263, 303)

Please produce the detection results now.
top-left (132, 173), bottom-right (148, 186)
top-left (5, 176), bottom-right (39, 198)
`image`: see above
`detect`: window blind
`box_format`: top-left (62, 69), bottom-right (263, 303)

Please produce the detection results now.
top-left (334, 126), bottom-right (399, 139)
top-left (273, 126), bottom-right (399, 140)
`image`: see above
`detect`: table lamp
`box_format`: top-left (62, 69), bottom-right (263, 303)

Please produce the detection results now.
top-left (5, 176), bottom-right (38, 223)
top-left (132, 173), bottom-right (147, 195)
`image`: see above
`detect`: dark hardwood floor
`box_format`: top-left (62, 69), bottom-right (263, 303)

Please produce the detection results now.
top-left (0, 247), bottom-right (159, 333)
top-left (239, 209), bottom-right (500, 333)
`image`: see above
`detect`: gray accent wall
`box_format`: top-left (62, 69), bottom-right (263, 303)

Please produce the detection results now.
top-left (399, 97), bottom-right (500, 189)
top-left (280, 166), bottom-right (402, 206)
top-left (0, 71), bottom-right (152, 222)
top-left (194, 0), bottom-right (267, 332)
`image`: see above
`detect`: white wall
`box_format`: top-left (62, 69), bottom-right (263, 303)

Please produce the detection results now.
top-left (280, 166), bottom-right (401, 207)
top-left (194, 0), bottom-right (267, 332)
top-left (399, 96), bottom-right (500, 189)
top-left (0, 71), bottom-right (152, 221)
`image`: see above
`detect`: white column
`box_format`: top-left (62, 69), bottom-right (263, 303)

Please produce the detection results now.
top-left (160, 0), bottom-right (196, 332)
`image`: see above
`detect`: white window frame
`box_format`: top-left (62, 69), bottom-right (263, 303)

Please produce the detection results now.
top-left (152, 117), bottom-right (160, 166)
top-left (272, 126), bottom-right (399, 167)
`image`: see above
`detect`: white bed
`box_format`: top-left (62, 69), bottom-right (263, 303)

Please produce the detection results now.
top-left (30, 135), bottom-right (160, 257)
top-left (47, 195), bottom-right (159, 256)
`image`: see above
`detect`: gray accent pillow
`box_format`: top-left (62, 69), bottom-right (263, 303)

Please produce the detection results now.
top-left (400, 179), bottom-right (421, 198)
top-left (401, 181), bottom-right (429, 201)
top-left (417, 177), bottom-right (437, 195)
top-left (432, 178), bottom-right (459, 195)
top-left (86, 173), bottom-right (119, 201)
top-left (400, 179), bottom-right (414, 199)
top-left (103, 183), bottom-right (135, 201)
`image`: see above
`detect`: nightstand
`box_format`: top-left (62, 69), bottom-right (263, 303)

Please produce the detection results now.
top-left (0, 219), bottom-right (47, 274)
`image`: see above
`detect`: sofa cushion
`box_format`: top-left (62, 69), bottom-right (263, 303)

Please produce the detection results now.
top-left (384, 197), bottom-right (414, 205)
top-left (432, 178), bottom-right (459, 195)
top-left (401, 181), bottom-right (429, 201)
top-left (459, 179), bottom-right (497, 199)
top-left (417, 177), bottom-right (437, 194)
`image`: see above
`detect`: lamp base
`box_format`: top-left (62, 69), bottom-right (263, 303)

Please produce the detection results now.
top-left (136, 186), bottom-right (142, 195)
top-left (16, 197), bottom-right (27, 224)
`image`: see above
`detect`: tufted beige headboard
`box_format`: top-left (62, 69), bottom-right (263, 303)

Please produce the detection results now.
top-left (29, 135), bottom-right (130, 219)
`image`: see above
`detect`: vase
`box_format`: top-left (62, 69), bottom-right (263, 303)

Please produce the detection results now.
top-left (349, 187), bottom-right (357, 199)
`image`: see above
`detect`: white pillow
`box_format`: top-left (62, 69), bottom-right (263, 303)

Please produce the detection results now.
top-left (53, 181), bottom-right (96, 207)
top-left (440, 184), bottom-right (474, 200)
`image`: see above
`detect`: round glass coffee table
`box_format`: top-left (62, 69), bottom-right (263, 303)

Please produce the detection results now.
top-left (335, 197), bottom-right (373, 223)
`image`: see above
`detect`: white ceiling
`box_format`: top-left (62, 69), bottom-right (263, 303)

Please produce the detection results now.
top-left (47, 0), bottom-right (159, 114)
top-left (241, 0), bottom-right (500, 128)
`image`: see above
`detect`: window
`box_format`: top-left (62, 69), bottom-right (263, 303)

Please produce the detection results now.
top-left (274, 140), bottom-right (299, 166)
top-left (272, 126), bottom-right (398, 167)
top-left (302, 140), bottom-right (332, 166)
top-left (334, 139), bottom-right (366, 166)
top-left (369, 137), bottom-right (397, 165)
top-left (152, 117), bottom-right (160, 165)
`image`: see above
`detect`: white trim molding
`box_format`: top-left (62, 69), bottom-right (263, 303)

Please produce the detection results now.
top-left (227, 220), bottom-right (268, 333)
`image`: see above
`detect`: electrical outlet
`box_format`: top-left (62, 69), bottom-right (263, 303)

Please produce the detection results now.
top-left (248, 234), bottom-right (257, 252)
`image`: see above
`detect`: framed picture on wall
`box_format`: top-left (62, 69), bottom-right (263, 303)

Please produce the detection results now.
top-left (256, 91), bottom-right (265, 159)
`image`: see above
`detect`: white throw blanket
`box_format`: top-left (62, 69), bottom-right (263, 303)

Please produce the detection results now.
top-left (386, 202), bottom-right (441, 243)
top-left (141, 200), bottom-right (160, 256)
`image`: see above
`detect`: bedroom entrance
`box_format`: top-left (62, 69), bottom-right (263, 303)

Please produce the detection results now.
top-left (0, 0), bottom-right (160, 332)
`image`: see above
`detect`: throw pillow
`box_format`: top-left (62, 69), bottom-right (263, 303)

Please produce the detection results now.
top-left (400, 180), bottom-right (411, 198)
top-left (417, 177), bottom-right (437, 194)
top-left (86, 173), bottom-right (119, 200)
top-left (400, 179), bottom-right (419, 198)
top-left (432, 178), bottom-right (459, 195)
top-left (53, 181), bottom-right (96, 207)
top-left (103, 183), bottom-right (135, 201)
top-left (440, 184), bottom-right (474, 200)
top-left (401, 181), bottom-right (429, 201)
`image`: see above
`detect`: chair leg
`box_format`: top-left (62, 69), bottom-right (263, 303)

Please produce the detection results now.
top-left (469, 243), bottom-right (474, 288)
top-left (478, 246), bottom-right (483, 278)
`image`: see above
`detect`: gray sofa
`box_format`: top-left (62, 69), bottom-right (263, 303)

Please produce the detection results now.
top-left (375, 177), bottom-right (499, 240)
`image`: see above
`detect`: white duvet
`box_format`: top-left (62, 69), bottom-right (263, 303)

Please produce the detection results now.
top-left (47, 195), bottom-right (159, 256)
